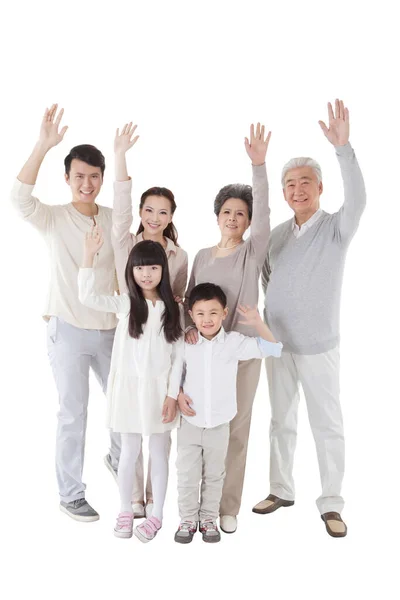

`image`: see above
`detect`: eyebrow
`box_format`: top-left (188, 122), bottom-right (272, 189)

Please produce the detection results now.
top-left (75, 172), bottom-right (100, 176)
top-left (285, 176), bottom-right (312, 183)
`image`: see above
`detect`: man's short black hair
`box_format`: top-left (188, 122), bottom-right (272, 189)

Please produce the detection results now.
top-left (64, 144), bottom-right (106, 177)
top-left (188, 283), bottom-right (227, 311)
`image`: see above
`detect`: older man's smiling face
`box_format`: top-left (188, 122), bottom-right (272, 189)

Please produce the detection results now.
top-left (283, 166), bottom-right (323, 223)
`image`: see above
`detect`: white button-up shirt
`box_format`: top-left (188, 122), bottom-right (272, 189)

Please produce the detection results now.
top-left (182, 327), bottom-right (282, 428)
top-left (292, 208), bottom-right (322, 238)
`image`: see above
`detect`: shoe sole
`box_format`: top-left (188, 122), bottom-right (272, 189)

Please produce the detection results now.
top-left (174, 534), bottom-right (194, 544)
top-left (59, 505), bottom-right (99, 522)
top-left (133, 528), bottom-right (156, 544)
top-left (252, 500), bottom-right (294, 514)
top-left (104, 455), bottom-right (118, 483)
top-left (202, 535), bottom-right (221, 543)
top-left (114, 530), bottom-right (133, 538)
top-left (220, 526), bottom-right (236, 534)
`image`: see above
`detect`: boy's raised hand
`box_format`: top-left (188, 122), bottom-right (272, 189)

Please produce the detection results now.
top-left (114, 122), bottom-right (139, 154)
top-left (162, 396), bottom-right (177, 423)
top-left (237, 304), bottom-right (262, 327)
top-left (178, 389), bottom-right (196, 417)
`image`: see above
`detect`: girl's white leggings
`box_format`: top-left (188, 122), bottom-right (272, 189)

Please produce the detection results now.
top-left (118, 432), bottom-right (170, 521)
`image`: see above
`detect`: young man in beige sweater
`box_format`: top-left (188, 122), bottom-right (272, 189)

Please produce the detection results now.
top-left (11, 104), bottom-right (119, 522)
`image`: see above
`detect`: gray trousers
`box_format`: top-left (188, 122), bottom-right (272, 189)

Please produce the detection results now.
top-left (47, 317), bottom-right (120, 502)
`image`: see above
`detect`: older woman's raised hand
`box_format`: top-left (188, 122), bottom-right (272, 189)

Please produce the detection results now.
top-left (185, 327), bottom-right (199, 345)
top-left (244, 123), bottom-right (271, 166)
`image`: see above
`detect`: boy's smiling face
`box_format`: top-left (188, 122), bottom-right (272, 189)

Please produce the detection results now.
top-left (189, 298), bottom-right (228, 340)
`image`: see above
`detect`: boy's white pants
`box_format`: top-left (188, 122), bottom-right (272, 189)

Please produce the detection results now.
top-left (176, 419), bottom-right (230, 522)
top-left (266, 346), bottom-right (344, 514)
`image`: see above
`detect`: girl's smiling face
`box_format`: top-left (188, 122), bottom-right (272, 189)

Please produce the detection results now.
top-left (139, 195), bottom-right (173, 238)
top-left (133, 264), bottom-right (162, 291)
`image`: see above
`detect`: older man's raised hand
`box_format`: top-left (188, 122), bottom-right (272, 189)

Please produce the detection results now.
top-left (319, 99), bottom-right (350, 147)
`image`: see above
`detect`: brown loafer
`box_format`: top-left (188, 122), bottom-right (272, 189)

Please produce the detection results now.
top-left (252, 494), bottom-right (294, 514)
top-left (321, 512), bottom-right (347, 538)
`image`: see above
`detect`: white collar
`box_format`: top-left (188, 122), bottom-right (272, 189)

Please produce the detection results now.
top-left (137, 232), bottom-right (177, 254)
top-left (196, 326), bottom-right (226, 345)
top-left (292, 208), bottom-right (322, 231)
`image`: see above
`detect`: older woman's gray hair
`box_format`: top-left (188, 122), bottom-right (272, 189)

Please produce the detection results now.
top-left (214, 183), bottom-right (253, 220)
top-left (281, 157), bottom-right (323, 187)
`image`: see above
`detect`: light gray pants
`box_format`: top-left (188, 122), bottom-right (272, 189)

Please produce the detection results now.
top-left (266, 347), bottom-right (344, 514)
top-left (176, 419), bottom-right (230, 522)
top-left (47, 317), bottom-right (120, 502)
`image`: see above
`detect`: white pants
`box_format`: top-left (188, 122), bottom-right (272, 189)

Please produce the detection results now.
top-left (119, 432), bottom-right (170, 521)
top-left (47, 317), bottom-right (120, 502)
top-left (266, 347), bottom-right (344, 514)
top-left (176, 419), bottom-right (230, 522)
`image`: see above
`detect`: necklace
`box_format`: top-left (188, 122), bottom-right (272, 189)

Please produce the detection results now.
top-left (216, 240), bottom-right (243, 250)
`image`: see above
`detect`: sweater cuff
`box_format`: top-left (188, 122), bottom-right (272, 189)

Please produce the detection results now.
top-left (335, 142), bottom-right (354, 157)
top-left (257, 337), bottom-right (283, 358)
top-left (252, 163), bottom-right (267, 176)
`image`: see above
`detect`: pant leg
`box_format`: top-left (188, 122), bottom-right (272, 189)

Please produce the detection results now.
top-left (296, 347), bottom-right (344, 514)
top-left (176, 420), bottom-right (203, 522)
top-left (47, 318), bottom-right (91, 503)
top-left (267, 352), bottom-right (301, 501)
top-left (118, 433), bottom-right (142, 512)
top-left (90, 327), bottom-right (121, 470)
top-left (200, 423), bottom-right (230, 522)
top-left (220, 358), bottom-right (261, 517)
top-left (148, 432), bottom-right (171, 522)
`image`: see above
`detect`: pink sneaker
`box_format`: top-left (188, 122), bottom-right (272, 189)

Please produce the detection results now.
top-left (114, 512), bottom-right (134, 538)
top-left (134, 516), bottom-right (162, 543)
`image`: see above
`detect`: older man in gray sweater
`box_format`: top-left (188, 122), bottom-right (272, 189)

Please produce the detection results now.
top-left (253, 100), bottom-right (366, 537)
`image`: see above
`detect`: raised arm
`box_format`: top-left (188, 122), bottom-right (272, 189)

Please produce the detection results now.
top-left (11, 104), bottom-right (68, 231)
top-left (244, 123), bottom-right (272, 264)
top-left (319, 99), bottom-right (366, 243)
top-left (79, 226), bottom-right (127, 313)
top-left (112, 123), bottom-right (140, 293)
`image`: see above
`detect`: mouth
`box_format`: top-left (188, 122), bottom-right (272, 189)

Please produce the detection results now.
top-left (141, 281), bottom-right (153, 285)
top-left (293, 198), bottom-right (307, 204)
top-left (80, 190), bottom-right (94, 198)
top-left (147, 222), bottom-right (161, 229)
top-left (201, 324), bottom-right (215, 329)
top-left (226, 224), bottom-right (238, 229)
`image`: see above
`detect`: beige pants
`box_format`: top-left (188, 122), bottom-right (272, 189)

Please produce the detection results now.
top-left (176, 419), bottom-right (230, 522)
top-left (220, 358), bottom-right (262, 517)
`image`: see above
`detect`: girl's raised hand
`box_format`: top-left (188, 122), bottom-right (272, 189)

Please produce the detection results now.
top-left (114, 122), bottom-right (139, 154)
top-left (162, 396), bottom-right (177, 423)
top-left (85, 225), bottom-right (104, 256)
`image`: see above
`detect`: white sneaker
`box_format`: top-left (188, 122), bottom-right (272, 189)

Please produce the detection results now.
top-left (220, 515), bottom-right (237, 533)
top-left (132, 503), bottom-right (145, 519)
top-left (145, 502), bottom-right (154, 518)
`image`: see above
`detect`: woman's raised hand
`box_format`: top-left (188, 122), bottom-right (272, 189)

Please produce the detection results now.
top-left (244, 123), bottom-right (271, 166)
top-left (39, 104), bottom-right (68, 151)
top-left (114, 122), bottom-right (139, 154)
top-left (185, 328), bottom-right (199, 345)
top-left (319, 99), bottom-right (350, 147)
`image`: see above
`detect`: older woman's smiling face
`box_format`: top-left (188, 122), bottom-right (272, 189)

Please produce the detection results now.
top-left (217, 198), bottom-right (250, 239)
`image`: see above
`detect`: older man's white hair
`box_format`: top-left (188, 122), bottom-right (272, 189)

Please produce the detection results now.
top-left (281, 157), bottom-right (323, 187)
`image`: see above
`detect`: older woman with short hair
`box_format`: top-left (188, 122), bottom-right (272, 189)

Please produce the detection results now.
top-left (184, 123), bottom-right (272, 534)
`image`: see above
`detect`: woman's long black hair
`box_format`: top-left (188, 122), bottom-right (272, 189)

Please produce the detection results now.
top-left (124, 240), bottom-right (182, 343)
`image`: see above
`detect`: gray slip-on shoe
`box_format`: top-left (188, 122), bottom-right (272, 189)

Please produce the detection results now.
top-left (60, 498), bottom-right (99, 522)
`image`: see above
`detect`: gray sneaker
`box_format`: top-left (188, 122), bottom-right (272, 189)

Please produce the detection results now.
top-left (60, 498), bottom-right (99, 522)
top-left (199, 520), bottom-right (221, 543)
top-left (174, 521), bottom-right (198, 544)
top-left (104, 454), bottom-right (118, 482)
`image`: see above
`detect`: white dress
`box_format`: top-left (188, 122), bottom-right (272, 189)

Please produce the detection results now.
top-left (78, 268), bottom-right (183, 435)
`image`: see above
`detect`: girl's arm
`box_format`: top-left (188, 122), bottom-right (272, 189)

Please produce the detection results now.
top-left (167, 337), bottom-right (185, 400)
top-left (244, 123), bottom-right (272, 266)
top-left (79, 226), bottom-right (127, 313)
top-left (112, 124), bottom-right (140, 294)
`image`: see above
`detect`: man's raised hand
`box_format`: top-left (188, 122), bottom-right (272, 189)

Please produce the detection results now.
top-left (319, 99), bottom-right (350, 147)
top-left (39, 104), bottom-right (68, 151)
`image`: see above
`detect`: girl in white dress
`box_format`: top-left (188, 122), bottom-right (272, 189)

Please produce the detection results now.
top-left (78, 231), bottom-right (183, 542)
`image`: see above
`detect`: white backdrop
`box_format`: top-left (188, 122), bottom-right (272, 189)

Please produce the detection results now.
top-left (1, 1), bottom-right (399, 599)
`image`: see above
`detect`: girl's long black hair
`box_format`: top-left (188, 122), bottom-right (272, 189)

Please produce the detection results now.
top-left (124, 240), bottom-right (182, 343)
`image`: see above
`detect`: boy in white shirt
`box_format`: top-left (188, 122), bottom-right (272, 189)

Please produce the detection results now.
top-left (175, 283), bottom-right (282, 543)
